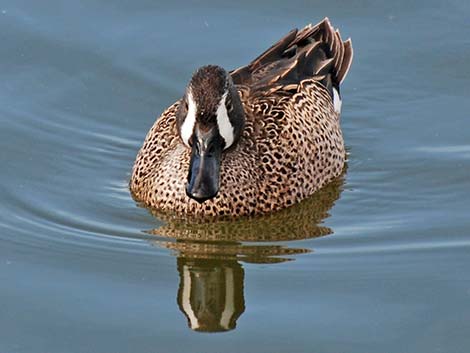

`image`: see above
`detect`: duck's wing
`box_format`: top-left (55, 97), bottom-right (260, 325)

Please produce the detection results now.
top-left (230, 18), bottom-right (353, 97)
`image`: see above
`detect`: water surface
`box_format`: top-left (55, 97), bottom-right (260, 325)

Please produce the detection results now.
top-left (1, 1), bottom-right (470, 352)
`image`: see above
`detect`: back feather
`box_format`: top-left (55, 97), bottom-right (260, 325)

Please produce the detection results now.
top-left (230, 18), bottom-right (353, 97)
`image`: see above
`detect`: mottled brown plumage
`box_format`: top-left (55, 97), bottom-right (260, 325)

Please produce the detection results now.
top-left (130, 18), bottom-right (353, 218)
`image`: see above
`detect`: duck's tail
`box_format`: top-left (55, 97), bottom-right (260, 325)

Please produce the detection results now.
top-left (231, 18), bottom-right (353, 95)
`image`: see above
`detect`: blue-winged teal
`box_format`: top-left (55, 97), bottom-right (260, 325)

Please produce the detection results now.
top-left (130, 18), bottom-right (353, 217)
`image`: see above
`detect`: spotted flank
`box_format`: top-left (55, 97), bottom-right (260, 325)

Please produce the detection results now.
top-left (130, 18), bottom-right (353, 217)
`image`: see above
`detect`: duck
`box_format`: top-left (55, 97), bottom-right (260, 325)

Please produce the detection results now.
top-left (130, 17), bottom-right (353, 218)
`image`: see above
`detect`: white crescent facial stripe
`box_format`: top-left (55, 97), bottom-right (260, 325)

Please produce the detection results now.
top-left (216, 92), bottom-right (234, 149)
top-left (180, 91), bottom-right (197, 146)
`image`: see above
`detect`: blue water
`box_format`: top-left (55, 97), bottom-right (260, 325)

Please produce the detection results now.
top-left (1, 1), bottom-right (470, 352)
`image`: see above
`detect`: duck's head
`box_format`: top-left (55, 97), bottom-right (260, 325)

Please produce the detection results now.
top-left (176, 65), bottom-right (245, 203)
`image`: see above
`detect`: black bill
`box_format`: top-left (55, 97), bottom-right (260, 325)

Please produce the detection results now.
top-left (186, 129), bottom-right (223, 203)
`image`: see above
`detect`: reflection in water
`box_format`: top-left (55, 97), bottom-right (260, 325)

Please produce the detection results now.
top-left (147, 175), bottom-right (344, 332)
top-left (177, 258), bottom-right (245, 332)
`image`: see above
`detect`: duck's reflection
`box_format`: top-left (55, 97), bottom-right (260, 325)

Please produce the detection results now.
top-left (146, 176), bottom-right (344, 332)
top-left (177, 258), bottom-right (244, 332)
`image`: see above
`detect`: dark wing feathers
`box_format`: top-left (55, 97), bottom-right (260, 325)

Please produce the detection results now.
top-left (230, 18), bottom-right (353, 95)
top-left (337, 39), bottom-right (353, 85)
top-left (251, 29), bottom-right (299, 70)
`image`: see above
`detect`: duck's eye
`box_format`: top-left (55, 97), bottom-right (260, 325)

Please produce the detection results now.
top-left (194, 140), bottom-right (200, 155)
top-left (226, 100), bottom-right (233, 112)
top-left (183, 100), bottom-right (189, 111)
top-left (207, 143), bottom-right (215, 155)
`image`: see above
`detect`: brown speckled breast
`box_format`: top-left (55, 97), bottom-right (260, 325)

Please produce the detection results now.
top-left (130, 79), bottom-right (345, 217)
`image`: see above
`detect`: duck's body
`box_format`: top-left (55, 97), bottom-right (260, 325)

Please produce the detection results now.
top-left (130, 18), bottom-right (353, 218)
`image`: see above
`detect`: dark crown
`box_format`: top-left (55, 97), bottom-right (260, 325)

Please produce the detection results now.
top-left (189, 65), bottom-right (229, 119)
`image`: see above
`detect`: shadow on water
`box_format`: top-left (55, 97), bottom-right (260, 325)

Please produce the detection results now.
top-left (142, 175), bottom-right (345, 333)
